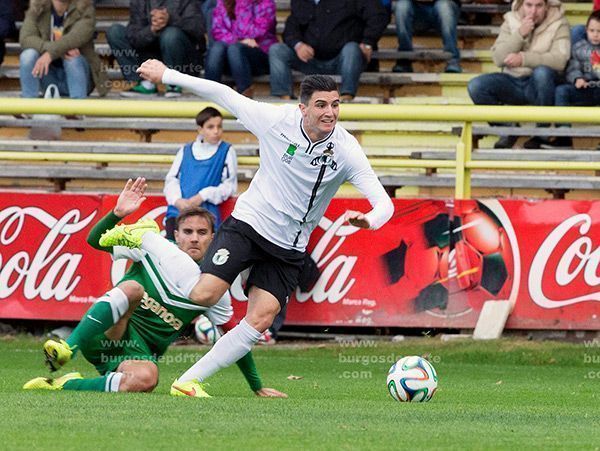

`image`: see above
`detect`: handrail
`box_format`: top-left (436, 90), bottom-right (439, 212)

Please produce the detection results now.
top-left (2, 99), bottom-right (600, 198)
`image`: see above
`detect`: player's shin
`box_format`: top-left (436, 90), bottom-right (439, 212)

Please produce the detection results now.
top-left (141, 232), bottom-right (201, 297)
top-left (62, 372), bottom-right (123, 392)
top-left (66, 287), bottom-right (130, 353)
top-left (178, 319), bottom-right (262, 383)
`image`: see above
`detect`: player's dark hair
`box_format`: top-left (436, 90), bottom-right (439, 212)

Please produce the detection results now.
top-left (175, 207), bottom-right (216, 233)
top-left (300, 75), bottom-right (339, 105)
top-left (587, 10), bottom-right (600, 27)
top-left (196, 107), bottom-right (223, 127)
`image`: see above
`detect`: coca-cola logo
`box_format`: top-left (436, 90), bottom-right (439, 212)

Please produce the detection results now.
top-left (529, 214), bottom-right (600, 308)
top-left (0, 206), bottom-right (96, 301)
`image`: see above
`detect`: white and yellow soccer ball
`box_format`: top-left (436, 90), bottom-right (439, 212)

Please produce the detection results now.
top-left (387, 356), bottom-right (438, 402)
top-left (194, 316), bottom-right (221, 345)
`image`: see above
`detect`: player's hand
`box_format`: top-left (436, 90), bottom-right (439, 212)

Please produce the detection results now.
top-left (503, 52), bottom-right (523, 68)
top-left (32, 52), bottom-right (52, 78)
top-left (344, 210), bottom-right (371, 229)
top-left (113, 177), bottom-right (147, 218)
top-left (255, 387), bottom-right (288, 398)
top-left (519, 15), bottom-right (535, 37)
top-left (575, 78), bottom-right (589, 89)
top-left (137, 59), bottom-right (168, 84)
top-left (240, 38), bottom-right (258, 48)
top-left (295, 42), bottom-right (314, 63)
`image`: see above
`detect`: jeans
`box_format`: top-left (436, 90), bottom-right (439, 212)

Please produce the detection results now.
top-left (555, 83), bottom-right (600, 106)
top-left (468, 67), bottom-right (559, 127)
top-left (19, 48), bottom-right (91, 98)
top-left (395, 0), bottom-right (460, 65)
top-left (269, 42), bottom-right (365, 96)
top-left (202, 0), bottom-right (217, 45)
top-left (571, 25), bottom-right (586, 45)
top-left (107, 24), bottom-right (200, 81)
top-left (205, 41), bottom-right (269, 92)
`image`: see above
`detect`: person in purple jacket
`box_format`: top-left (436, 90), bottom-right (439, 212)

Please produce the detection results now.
top-left (204, 0), bottom-right (276, 97)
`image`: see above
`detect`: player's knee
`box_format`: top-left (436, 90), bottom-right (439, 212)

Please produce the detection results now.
top-left (117, 363), bottom-right (158, 392)
top-left (245, 306), bottom-right (279, 333)
top-left (117, 280), bottom-right (145, 306)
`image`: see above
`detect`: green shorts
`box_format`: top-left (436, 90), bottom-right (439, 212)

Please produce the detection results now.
top-left (80, 325), bottom-right (158, 375)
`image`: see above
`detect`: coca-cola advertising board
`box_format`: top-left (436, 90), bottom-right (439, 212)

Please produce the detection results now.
top-left (0, 192), bottom-right (598, 329)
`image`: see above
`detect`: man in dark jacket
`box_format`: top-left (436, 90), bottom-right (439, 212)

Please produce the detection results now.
top-left (0, 0), bottom-right (16, 67)
top-left (107, 0), bottom-right (205, 98)
top-left (268, 0), bottom-right (388, 101)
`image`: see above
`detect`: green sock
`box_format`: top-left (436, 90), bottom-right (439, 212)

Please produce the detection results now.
top-left (66, 288), bottom-right (129, 355)
top-left (236, 351), bottom-right (262, 392)
top-left (62, 372), bottom-right (122, 392)
top-left (66, 302), bottom-right (114, 356)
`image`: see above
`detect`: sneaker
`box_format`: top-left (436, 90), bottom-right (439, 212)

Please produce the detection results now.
top-left (170, 379), bottom-right (211, 398)
top-left (523, 136), bottom-right (551, 149)
top-left (493, 135), bottom-right (518, 149)
top-left (444, 63), bottom-right (463, 73)
top-left (99, 218), bottom-right (160, 248)
top-left (23, 372), bottom-right (83, 390)
top-left (120, 82), bottom-right (158, 98)
top-left (392, 61), bottom-right (413, 73)
top-left (541, 136), bottom-right (573, 149)
top-left (164, 85), bottom-right (182, 98)
top-left (44, 339), bottom-right (74, 372)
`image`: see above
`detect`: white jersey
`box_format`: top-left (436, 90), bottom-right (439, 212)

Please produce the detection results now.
top-left (163, 69), bottom-right (394, 251)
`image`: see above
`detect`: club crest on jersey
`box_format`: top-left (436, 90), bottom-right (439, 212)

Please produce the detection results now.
top-left (310, 144), bottom-right (337, 170)
top-left (281, 143), bottom-right (297, 164)
top-left (212, 248), bottom-right (230, 265)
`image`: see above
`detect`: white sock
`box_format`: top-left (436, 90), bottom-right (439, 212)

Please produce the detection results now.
top-left (105, 372), bottom-right (123, 392)
top-left (178, 319), bottom-right (262, 383)
top-left (140, 80), bottom-right (155, 90)
top-left (141, 232), bottom-right (200, 297)
top-left (98, 287), bottom-right (129, 323)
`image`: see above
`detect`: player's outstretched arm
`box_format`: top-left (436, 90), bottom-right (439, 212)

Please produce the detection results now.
top-left (87, 177), bottom-right (148, 251)
top-left (137, 59), bottom-right (283, 138)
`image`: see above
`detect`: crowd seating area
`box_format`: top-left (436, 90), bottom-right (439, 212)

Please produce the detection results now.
top-left (1, 0), bottom-right (599, 200)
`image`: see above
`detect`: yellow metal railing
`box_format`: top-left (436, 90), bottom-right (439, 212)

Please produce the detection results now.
top-left (2, 99), bottom-right (600, 199)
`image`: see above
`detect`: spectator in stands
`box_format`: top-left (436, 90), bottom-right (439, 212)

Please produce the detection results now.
top-left (268, 0), bottom-right (388, 101)
top-left (107, 0), bottom-right (205, 98)
top-left (0, 0), bottom-right (16, 68)
top-left (393, 0), bottom-right (462, 73)
top-left (205, 0), bottom-right (276, 98)
top-left (163, 107), bottom-right (237, 240)
top-left (19, 0), bottom-right (109, 98)
top-left (550, 10), bottom-right (600, 148)
top-left (467, 0), bottom-right (570, 149)
top-left (571, 0), bottom-right (600, 44)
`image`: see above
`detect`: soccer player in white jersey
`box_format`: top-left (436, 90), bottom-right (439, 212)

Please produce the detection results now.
top-left (100, 59), bottom-right (395, 396)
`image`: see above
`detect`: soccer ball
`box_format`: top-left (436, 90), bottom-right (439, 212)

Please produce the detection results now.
top-left (194, 316), bottom-right (220, 345)
top-left (387, 356), bottom-right (438, 402)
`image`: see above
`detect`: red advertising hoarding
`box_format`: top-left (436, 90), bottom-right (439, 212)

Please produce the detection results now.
top-left (0, 192), bottom-right (598, 329)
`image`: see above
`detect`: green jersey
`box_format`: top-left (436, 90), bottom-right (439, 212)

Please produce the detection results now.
top-left (88, 213), bottom-right (232, 357)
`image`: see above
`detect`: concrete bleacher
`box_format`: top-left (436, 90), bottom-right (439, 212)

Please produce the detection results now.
top-left (1, 0), bottom-right (598, 200)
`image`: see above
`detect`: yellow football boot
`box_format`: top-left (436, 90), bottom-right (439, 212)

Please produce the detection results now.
top-left (23, 372), bottom-right (83, 390)
top-left (170, 379), bottom-right (211, 398)
top-left (99, 218), bottom-right (159, 248)
top-left (43, 339), bottom-right (74, 372)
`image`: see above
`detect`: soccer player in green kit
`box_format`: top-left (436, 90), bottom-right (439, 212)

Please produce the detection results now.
top-left (23, 177), bottom-right (286, 398)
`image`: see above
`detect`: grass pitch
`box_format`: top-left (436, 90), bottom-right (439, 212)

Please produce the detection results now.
top-left (1, 335), bottom-right (599, 450)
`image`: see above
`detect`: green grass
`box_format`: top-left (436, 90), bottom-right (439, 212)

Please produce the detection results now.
top-left (1, 336), bottom-right (599, 450)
